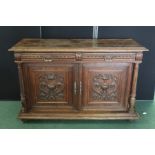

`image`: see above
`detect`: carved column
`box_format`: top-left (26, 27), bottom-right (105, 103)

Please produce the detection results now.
top-left (17, 62), bottom-right (27, 112)
top-left (129, 53), bottom-right (143, 113)
top-left (129, 63), bottom-right (139, 113)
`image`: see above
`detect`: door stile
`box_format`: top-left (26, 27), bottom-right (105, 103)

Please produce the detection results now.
top-left (78, 63), bottom-right (83, 110)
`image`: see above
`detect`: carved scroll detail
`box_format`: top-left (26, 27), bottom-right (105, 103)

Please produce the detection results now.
top-left (92, 73), bottom-right (118, 101)
top-left (38, 73), bottom-right (64, 100)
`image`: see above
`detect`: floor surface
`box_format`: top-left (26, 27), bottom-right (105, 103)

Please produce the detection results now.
top-left (0, 100), bottom-right (154, 129)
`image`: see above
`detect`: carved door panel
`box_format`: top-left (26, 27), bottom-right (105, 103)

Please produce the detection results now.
top-left (82, 63), bottom-right (133, 112)
top-left (22, 63), bottom-right (77, 112)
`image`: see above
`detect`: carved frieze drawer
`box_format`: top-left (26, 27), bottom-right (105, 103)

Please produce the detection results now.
top-left (15, 52), bottom-right (138, 63)
top-left (82, 53), bottom-right (136, 62)
top-left (15, 53), bottom-right (75, 62)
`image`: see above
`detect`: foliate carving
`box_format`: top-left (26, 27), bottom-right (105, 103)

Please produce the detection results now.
top-left (75, 53), bottom-right (82, 61)
top-left (38, 73), bottom-right (64, 100)
top-left (135, 53), bottom-right (143, 62)
top-left (92, 73), bottom-right (118, 101)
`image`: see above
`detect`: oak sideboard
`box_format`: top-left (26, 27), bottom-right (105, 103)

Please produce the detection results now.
top-left (9, 39), bottom-right (148, 120)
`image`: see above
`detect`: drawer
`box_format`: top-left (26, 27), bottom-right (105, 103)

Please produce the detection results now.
top-left (14, 52), bottom-right (136, 63)
top-left (15, 53), bottom-right (75, 62)
top-left (82, 53), bottom-right (136, 62)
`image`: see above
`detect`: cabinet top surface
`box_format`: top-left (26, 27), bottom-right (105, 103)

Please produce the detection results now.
top-left (9, 38), bottom-right (148, 52)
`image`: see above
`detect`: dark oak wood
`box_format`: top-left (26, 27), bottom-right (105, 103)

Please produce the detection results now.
top-left (9, 38), bottom-right (148, 52)
top-left (9, 39), bottom-right (148, 120)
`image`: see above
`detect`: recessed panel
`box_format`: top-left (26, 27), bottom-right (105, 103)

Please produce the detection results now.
top-left (82, 63), bottom-right (132, 112)
top-left (22, 63), bottom-right (76, 112)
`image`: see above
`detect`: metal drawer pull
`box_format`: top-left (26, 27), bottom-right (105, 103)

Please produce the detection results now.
top-left (43, 58), bottom-right (53, 62)
top-left (104, 56), bottom-right (112, 61)
top-left (80, 81), bottom-right (82, 96)
top-left (74, 81), bottom-right (77, 95)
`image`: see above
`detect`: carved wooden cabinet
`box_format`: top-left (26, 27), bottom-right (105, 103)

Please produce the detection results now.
top-left (9, 39), bottom-right (148, 120)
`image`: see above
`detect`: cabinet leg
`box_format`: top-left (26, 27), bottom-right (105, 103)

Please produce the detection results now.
top-left (21, 119), bottom-right (29, 123)
top-left (129, 97), bottom-right (136, 113)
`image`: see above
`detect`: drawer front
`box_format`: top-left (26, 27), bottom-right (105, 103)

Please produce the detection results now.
top-left (15, 52), bottom-right (136, 63)
top-left (82, 53), bottom-right (136, 62)
top-left (18, 53), bottom-right (75, 63)
top-left (82, 62), bottom-right (133, 112)
top-left (22, 63), bottom-right (77, 112)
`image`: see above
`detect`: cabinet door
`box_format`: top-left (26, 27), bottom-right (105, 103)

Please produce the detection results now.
top-left (82, 63), bottom-right (132, 112)
top-left (22, 63), bottom-right (77, 112)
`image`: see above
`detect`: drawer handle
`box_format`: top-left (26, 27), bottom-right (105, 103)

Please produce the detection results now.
top-left (43, 58), bottom-right (53, 62)
top-left (80, 81), bottom-right (82, 96)
top-left (74, 81), bottom-right (77, 95)
top-left (104, 56), bottom-right (113, 61)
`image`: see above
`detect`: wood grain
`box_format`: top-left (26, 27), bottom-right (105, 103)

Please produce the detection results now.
top-left (9, 38), bottom-right (148, 52)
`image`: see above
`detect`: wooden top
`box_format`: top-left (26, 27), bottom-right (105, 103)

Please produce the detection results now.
top-left (9, 38), bottom-right (148, 52)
